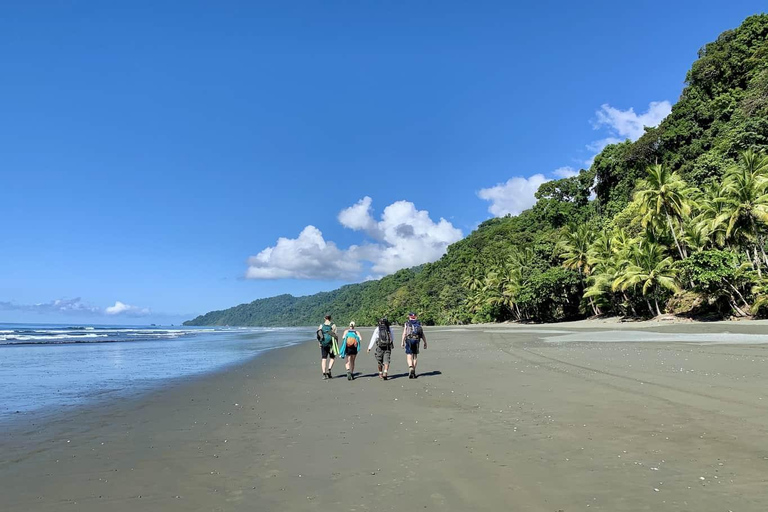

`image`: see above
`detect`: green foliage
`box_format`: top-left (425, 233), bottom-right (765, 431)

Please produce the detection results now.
top-left (186, 15), bottom-right (768, 327)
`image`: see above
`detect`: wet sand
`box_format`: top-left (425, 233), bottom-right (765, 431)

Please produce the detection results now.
top-left (2, 322), bottom-right (768, 511)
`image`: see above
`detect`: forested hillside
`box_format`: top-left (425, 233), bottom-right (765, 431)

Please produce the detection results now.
top-left (186, 14), bottom-right (768, 327)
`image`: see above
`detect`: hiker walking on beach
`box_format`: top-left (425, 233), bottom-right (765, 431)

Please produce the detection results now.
top-left (317, 315), bottom-right (338, 380)
top-left (367, 317), bottom-right (395, 380)
top-left (402, 312), bottom-right (427, 379)
top-left (340, 321), bottom-right (361, 380)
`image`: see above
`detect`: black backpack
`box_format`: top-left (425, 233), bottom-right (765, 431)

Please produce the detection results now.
top-left (377, 318), bottom-right (391, 348)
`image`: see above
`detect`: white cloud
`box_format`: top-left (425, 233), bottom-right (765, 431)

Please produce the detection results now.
top-left (593, 101), bottom-right (672, 140)
top-left (0, 297), bottom-right (101, 314)
top-left (477, 174), bottom-right (549, 217)
top-left (0, 297), bottom-right (151, 317)
top-left (346, 199), bottom-right (464, 275)
top-left (584, 101), bottom-right (671, 165)
top-left (552, 166), bottom-right (578, 179)
top-left (337, 196), bottom-right (379, 234)
top-left (105, 301), bottom-right (151, 316)
top-left (246, 198), bottom-right (463, 280)
top-left (246, 225), bottom-right (362, 280)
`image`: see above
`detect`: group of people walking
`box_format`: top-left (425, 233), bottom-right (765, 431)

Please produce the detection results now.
top-left (316, 312), bottom-right (427, 381)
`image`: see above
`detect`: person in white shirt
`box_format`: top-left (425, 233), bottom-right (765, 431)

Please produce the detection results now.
top-left (367, 317), bottom-right (395, 380)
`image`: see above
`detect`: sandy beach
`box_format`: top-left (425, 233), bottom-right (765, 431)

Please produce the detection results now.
top-left (2, 321), bottom-right (768, 511)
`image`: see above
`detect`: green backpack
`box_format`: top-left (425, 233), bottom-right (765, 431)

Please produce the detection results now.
top-left (320, 323), bottom-right (334, 346)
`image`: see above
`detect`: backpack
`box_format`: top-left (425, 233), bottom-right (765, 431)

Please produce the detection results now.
top-left (320, 323), bottom-right (334, 346)
top-left (406, 319), bottom-right (423, 340)
top-left (345, 330), bottom-right (360, 347)
top-left (377, 319), bottom-right (392, 348)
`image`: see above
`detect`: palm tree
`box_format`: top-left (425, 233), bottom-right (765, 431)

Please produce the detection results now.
top-left (465, 290), bottom-right (485, 315)
top-left (720, 150), bottom-right (768, 276)
top-left (560, 223), bottom-right (599, 314)
top-left (462, 264), bottom-right (484, 292)
top-left (682, 218), bottom-right (709, 254)
top-left (559, 223), bottom-right (593, 275)
top-left (612, 240), bottom-right (681, 316)
top-left (694, 182), bottom-right (729, 249)
top-left (483, 259), bottom-right (524, 321)
top-left (634, 164), bottom-right (692, 260)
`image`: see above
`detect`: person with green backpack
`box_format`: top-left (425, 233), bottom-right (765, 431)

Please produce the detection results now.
top-left (316, 314), bottom-right (338, 380)
top-left (401, 312), bottom-right (427, 379)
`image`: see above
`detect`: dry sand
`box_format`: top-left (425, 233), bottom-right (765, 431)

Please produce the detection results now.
top-left (2, 322), bottom-right (768, 511)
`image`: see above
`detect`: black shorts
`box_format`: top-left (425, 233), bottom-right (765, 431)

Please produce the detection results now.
top-left (345, 345), bottom-right (358, 356)
top-left (320, 344), bottom-right (335, 359)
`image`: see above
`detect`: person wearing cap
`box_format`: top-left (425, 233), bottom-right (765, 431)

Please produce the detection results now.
top-left (317, 314), bottom-right (338, 380)
top-left (401, 312), bottom-right (427, 379)
top-left (340, 321), bottom-right (362, 380)
top-left (367, 317), bottom-right (395, 380)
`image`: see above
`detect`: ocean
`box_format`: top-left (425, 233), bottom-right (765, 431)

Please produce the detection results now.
top-left (0, 323), bottom-right (312, 425)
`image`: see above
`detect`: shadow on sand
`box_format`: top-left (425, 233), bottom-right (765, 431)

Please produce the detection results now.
top-left (385, 370), bottom-right (443, 380)
top-left (339, 370), bottom-right (443, 380)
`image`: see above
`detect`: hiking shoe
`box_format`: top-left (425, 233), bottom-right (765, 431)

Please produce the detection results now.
top-left (327, 370), bottom-right (332, 379)
top-left (322, 373), bottom-right (328, 380)
top-left (378, 372), bottom-right (383, 379)
top-left (382, 373), bottom-right (388, 381)
top-left (347, 371), bottom-right (352, 381)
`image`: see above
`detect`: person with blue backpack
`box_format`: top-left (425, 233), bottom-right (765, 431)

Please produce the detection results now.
top-left (401, 312), bottom-right (427, 379)
top-left (316, 314), bottom-right (338, 380)
top-left (339, 321), bottom-right (362, 381)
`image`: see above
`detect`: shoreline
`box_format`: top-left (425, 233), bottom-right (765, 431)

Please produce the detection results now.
top-left (2, 324), bottom-right (767, 511)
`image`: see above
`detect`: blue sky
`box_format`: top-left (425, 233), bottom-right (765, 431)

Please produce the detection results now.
top-left (1, 1), bottom-right (765, 324)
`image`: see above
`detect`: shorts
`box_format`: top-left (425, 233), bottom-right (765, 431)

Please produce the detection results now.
top-left (405, 338), bottom-right (420, 355)
top-left (374, 344), bottom-right (391, 366)
top-left (345, 345), bottom-right (358, 356)
top-left (320, 344), bottom-right (335, 359)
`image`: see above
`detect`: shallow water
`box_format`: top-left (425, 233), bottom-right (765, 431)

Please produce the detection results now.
top-left (0, 324), bottom-right (312, 425)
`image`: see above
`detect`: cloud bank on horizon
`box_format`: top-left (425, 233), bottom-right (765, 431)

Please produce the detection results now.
top-left (477, 100), bottom-right (672, 217)
top-left (246, 197), bottom-right (463, 281)
top-left (0, 298), bottom-right (152, 317)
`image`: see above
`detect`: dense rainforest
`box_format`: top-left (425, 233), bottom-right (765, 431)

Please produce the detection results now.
top-left (186, 14), bottom-right (768, 327)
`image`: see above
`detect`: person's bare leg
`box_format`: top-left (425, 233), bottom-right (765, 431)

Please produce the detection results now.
top-left (412, 354), bottom-right (418, 374)
top-left (328, 357), bottom-right (335, 371)
top-left (349, 354), bottom-right (356, 376)
top-left (321, 357), bottom-right (327, 375)
top-left (406, 354), bottom-right (414, 373)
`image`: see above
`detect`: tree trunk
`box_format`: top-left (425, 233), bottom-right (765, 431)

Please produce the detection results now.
top-left (623, 292), bottom-right (637, 317)
top-left (645, 299), bottom-right (654, 316)
top-left (654, 296), bottom-right (662, 317)
top-left (730, 299), bottom-right (748, 317)
top-left (725, 280), bottom-right (751, 310)
top-left (754, 246), bottom-right (763, 279)
top-left (665, 209), bottom-right (686, 260)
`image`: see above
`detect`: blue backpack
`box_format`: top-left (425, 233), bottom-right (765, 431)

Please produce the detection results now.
top-left (406, 319), bottom-right (423, 340)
